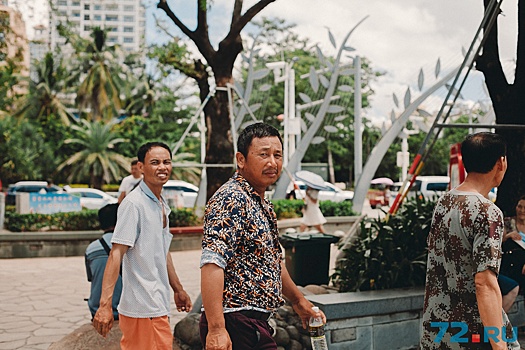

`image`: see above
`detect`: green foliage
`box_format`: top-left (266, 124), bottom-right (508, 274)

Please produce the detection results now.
top-left (5, 210), bottom-right (100, 232)
top-left (169, 208), bottom-right (201, 227)
top-left (271, 199), bottom-right (356, 219)
top-left (332, 196), bottom-right (435, 292)
top-left (272, 199), bottom-right (304, 219)
top-left (5, 207), bottom-right (201, 232)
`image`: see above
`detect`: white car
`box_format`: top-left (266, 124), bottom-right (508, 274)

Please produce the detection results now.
top-left (408, 176), bottom-right (450, 200)
top-left (64, 187), bottom-right (118, 210)
top-left (163, 180), bottom-right (199, 208)
top-left (289, 181), bottom-right (354, 202)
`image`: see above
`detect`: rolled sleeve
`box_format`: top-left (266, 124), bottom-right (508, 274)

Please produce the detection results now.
top-left (200, 248), bottom-right (227, 269)
top-left (472, 205), bottom-right (503, 274)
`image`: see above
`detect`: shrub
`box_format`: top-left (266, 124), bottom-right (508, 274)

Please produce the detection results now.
top-left (332, 196), bottom-right (435, 292)
top-left (5, 207), bottom-right (201, 232)
top-left (271, 199), bottom-right (356, 219)
top-left (169, 208), bottom-right (201, 227)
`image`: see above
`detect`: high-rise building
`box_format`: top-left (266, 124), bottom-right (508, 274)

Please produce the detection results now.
top-left (49, 0), bottom-right (146, 53)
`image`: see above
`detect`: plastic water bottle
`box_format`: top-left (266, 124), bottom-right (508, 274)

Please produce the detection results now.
top-left (309, 306), bottom-right (328, 350)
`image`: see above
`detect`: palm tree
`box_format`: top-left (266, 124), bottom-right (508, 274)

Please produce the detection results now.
top-left (62, 25), bottom-right (123, 121)
top-left (15, 52), bottom-right (72, 125)
top-left (57, 119), bottom-right (129, 189)
top-left (169, 150), bottom-right (201, 186)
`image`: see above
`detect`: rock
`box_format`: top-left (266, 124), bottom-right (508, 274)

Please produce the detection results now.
top-left (304, 285), bottom-right (329, 295)
top-left (275, 319), bottom-right (288, 328)
top-left (48, 322), bottom-right (122, 350)
top-left (296, 286), bottom-right (314, 296)
top-left (288, 339), bottom-right (303, 350)
top-left (285, 325), bottom-right (300, 341)
top-left (174, 313), bottom-right (201, 348)
top-left (273, 326), bottom-right (290, 346)
top-left (300, 334), bottom-right (313, 350)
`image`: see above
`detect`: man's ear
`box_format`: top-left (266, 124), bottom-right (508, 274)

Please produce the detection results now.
top-left (138, 161), bottom-right (144, 173)
top-left (236, 152), bottom-right (245, 170)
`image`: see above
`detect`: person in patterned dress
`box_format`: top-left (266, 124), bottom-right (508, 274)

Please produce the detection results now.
top-left (420, 132), bottom-right (519, 350)
top-left (200, 122), bottom-right (326, 350)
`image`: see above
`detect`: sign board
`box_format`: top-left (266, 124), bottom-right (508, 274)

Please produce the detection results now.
top-left (17, 192), bottom-right (82, 214)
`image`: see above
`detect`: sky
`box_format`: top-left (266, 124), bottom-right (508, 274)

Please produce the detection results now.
top-left (16, 0), bottom-right (519, 123)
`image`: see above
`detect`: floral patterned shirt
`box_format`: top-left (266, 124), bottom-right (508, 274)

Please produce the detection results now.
top-left (201, 172), bottom-right (284, 313)
top-left (420, 189), bottom-right (518, 349)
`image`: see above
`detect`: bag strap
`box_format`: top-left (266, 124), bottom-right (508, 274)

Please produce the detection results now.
top-left (98, 237), bottom-right (111, 255)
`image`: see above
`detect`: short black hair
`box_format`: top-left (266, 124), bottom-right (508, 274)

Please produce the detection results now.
top-left (237, 122), bottom-right (283, 158)
top-left (137, 142), bottom-right (172, 163)
top-left (461, 132), bottom-right (506, 174)
top-left (98, 203), bottom-right (118, 231)
top-left (131, 159), bottom-right (139, 166)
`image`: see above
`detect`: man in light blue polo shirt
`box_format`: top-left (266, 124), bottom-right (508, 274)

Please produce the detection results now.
top-left (93, 142), bottom-right (192, 349)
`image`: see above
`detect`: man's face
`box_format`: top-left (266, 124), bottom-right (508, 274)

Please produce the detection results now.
top-left (130, 164), bottom-right (141, 178)
top-left (139, 146), bottom-right (172, 189)
top-left (237, 136), bottom-right (283, 194)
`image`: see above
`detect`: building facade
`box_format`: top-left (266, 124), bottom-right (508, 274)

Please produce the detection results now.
top-left (49, 0), bottom-right (146, 53)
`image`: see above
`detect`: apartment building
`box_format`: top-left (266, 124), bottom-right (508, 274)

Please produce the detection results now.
top-left (49, 0), bottom-right (146, 53)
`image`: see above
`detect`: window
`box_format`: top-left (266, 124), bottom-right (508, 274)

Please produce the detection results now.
top-left (93, 15), bottom-right (101, 21)
top-left (106, 4), bottom-right (118, 10)
top-left (123, 16), bottom-right (134, 22)
top-left (124, 5), bottom-right (134, 11)
top-left (123, 26), bottom-right (133, 33)
top-left (123, 37), bottom-right (134, 43)
top-left (84, 4), bottom-right (89, 10)
top-left (84, 25), bottom-right (91, 31)
top-left (106, 15), bottom-right (118, 21)
top-left (107, 26), bottom-right (117, 32)
top-left (94, 5), bottom-right (101, 10)
top-left (72, 12), bottom-right (80, 17)
top-left (107, 36), bottom-right (118, 43)
top-left (58, 0), bottom-right (67, 6)
top-left (84, 14), bottom-right (90, 20)
top-left (72, 1), bottom-right (80, 6)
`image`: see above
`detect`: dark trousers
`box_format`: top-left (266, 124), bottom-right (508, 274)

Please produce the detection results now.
top-left (200, 311), bottom-right (277, 350)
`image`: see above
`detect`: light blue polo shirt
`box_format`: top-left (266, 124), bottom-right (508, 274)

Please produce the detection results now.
top-left (111, 181), bottom-right (173, 318)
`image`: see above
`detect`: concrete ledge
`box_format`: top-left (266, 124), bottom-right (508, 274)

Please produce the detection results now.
top-left (308, 287), bottom-right (425, 320)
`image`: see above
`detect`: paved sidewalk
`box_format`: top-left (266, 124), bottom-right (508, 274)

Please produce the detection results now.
top-left (0, 250), bottom-right (202, 350)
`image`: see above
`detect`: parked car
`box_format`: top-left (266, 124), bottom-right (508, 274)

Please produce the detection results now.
top-left (388, 181), bottom-right (403, 206)
top-left (63, 186), bottom-right (118, 210)
top-left (288, 181), bottom-right (354, 202)
top-left (408, 176), bottom-right (450, 200)
top-left (163, 180), bottom-right (199, 208)
top-left (6, 181), bottom-right (62, 206)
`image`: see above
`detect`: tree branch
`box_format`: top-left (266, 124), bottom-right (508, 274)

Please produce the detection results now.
top-left (231, 0), bottom-right (243, 25)
top-left (157, 0), bottom-right (196, 42)
top-left (230, 0), bottom-right (276, 37)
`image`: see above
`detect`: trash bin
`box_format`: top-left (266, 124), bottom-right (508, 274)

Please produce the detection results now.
top-left (279, 232), bottom-right (340, 286)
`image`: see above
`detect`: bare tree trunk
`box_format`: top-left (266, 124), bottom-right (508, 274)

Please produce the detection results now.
top-left (477, 0), bottom-right (525, 216)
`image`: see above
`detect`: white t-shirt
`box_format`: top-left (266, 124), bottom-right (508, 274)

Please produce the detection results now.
top-left (118, 175), bottom-right (142, 196)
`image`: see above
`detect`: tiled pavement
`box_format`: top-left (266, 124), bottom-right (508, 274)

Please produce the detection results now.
top-left (2, 248), bottom-right (525, 349)
top-left (0, 250), bottom-right (201, 350)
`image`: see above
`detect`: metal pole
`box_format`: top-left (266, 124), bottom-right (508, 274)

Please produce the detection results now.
top-left (353, 56), bottom-right (362, 185)
top-left (283, 64), bottom-right (289, 167)
top-left (289, 66), bottom-right (296, 161)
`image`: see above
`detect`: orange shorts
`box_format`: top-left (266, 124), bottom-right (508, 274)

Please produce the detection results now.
top-left (119, 314), bottom-right (173, 350)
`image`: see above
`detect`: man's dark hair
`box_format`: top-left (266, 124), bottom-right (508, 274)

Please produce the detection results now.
top-left (237, 122), bottom-right (283, 157)
top-left (98, 203), bottom-right (118, 232)
top-left (461, 132), bottom-right (506, 174)
top-left (137, 142), bottom-right (172, 162)
top-left (131, 159), bottom-right (139, 166)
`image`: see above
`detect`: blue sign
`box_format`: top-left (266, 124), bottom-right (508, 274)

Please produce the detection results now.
top-left (29, 193), bottom-right (82, 214)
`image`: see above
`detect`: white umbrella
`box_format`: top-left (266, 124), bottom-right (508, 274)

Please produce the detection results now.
top-left (294, 170), bottom-right (329, 190)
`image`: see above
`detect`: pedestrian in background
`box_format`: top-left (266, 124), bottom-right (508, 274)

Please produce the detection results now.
top-left (85, 203), bottom-right (122, 320)
top-left (117, 160), bottom-right (142, 203)
top-left (300, 186), bottom-right (327, 233)
top-left (200, 123), bottom-right (325, 350)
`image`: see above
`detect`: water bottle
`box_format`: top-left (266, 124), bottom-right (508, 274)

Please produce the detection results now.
top-left (309, 306), bottom-right (328, 350)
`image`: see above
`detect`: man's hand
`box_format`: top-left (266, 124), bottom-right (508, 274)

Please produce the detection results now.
top-left (174, 290), bottom-right (192, 313)
top-left (206, 327), bottom-right (232, 350)
top-left (291, 297), bottom-right (326, 329)
top-left (92, 305), bottom-right (114, 337)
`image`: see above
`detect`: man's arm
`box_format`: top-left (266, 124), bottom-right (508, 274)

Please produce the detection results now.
top-left (166, 252), bottom-right (192, 312)
top-left (201, 263), bottom-right (232, 350)
top-left (93, 243), bottom-right (128, 337)
top-left (475, 269), bottom-right (506, 350)
top-left (281, 261), bottom-right (325, 329)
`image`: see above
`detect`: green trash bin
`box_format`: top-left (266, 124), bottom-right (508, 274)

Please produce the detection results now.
top-left (279, 232), bottom-right (340, 286)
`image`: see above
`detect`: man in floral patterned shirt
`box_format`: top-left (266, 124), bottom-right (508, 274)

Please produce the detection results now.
top-left (421, 132), bottom-right (519, 349)
top-left (200, 123), bottom-right (325, 350)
